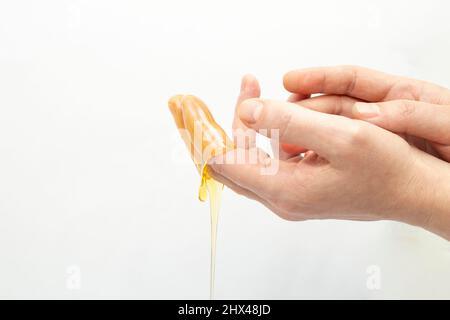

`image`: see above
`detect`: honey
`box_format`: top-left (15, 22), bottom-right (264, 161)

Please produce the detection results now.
top-left (168, 95), bottom-right (235, 299)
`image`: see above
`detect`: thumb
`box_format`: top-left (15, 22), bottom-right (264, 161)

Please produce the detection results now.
top-left (352, 100), bottom-right (450, 145)
top-left (233, 74), bottom-right (260, 148)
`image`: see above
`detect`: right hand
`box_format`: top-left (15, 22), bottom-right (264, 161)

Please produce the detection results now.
top-left (210, 68), bottom-right (450, 241)
top-left (211, 93), bottom-right (450, 241)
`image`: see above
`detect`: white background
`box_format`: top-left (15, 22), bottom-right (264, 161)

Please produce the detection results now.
top-left (0, 0), bottom-right (449, 299)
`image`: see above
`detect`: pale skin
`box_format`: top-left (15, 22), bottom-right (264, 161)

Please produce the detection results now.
top-left (208, 66), bottom-right (450, 241)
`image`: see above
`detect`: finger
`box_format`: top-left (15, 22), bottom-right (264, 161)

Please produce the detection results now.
top-left (208, 148), bottom-right (294, 199)
top-left (237, 98), bottom-right (361, 161)
top-left (208, 167), bottom-right (264, 202)
top-left (283, 65), bottom-right (449, 103)
top-left (282, 95), bottom-right (358, 157)
top-left (294, 94), bottom-right (360, 118)
top-left (295, 95), bottom-right (423, 148)
top-left (208, 168), bottom-right (283, 214)
top-left (233, 74), bottom-right (260, 148)
top-left (233, 74), bottom-right (261, 130)
top-left (276, 94), bottom-right (312, 159)
top-left (353, 100), bottom-right (450, 145)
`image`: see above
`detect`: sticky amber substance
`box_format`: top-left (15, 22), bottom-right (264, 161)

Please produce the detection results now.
top-left (168, 95), bottom-right (235, 299)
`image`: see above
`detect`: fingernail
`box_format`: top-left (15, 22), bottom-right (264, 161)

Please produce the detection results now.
top-left (239, 99), bottom-right (263, 124)
top-left (354, 102), bottom-right (380, 118)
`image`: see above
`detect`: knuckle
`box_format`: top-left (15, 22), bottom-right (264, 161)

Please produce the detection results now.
top-left (335, 120), bottom-right (370, 159)
top-left (389, 82), bottom-right (422, 100)
top-left (345, 69), bottom-right (358, 94)
top-left (337, 95), bottom-right (353, 114)
top-left (346, 121), bottom-right (369, 145)
top-left (337, 121), bottom-right (371, 156)
top-left (398, 100), bottom-right (417, 118)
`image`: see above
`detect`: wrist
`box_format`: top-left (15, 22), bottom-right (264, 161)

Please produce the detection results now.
top-left (397, 155), bottom-right (450, 241)
top-left (421, 174), bottom-right (450, 241)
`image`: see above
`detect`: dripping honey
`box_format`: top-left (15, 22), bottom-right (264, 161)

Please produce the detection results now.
top-left (168, 95), bottom-right (234, 299)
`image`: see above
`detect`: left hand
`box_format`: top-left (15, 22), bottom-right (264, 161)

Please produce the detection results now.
top-left (282, 65), bottom-right (450, 162)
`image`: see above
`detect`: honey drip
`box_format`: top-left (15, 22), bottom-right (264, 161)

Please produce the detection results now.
top-left (200, 167), bottom-right (223, 299)
top-left (168, 95), bottom-right (234, 299)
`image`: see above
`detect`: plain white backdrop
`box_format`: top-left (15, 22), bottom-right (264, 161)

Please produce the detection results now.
top-left (0, 0), bottom-right (449, 299)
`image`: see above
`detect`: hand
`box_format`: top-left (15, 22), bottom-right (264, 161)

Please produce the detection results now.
top-left (283, 66), bottom-right (450, 162)
top-left (231, 75), bottom-right (310, 159)
top-left (209, 74), bottom-right (450, 241)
